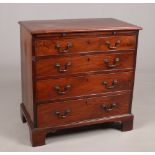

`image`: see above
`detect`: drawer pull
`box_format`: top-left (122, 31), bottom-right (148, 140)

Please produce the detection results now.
top-left (55, 109), bottom-right (71, 118)
top-left (102, 80), bottom-right (119, 89)
top-left (105, 40), bottom-right (121, 50)
top-left (55, 62), bottom-right (72, 73)
top-left (55, 42), bottom-right (73, 53)
top-left (104, 58), bottom-right (120, 68)
top-left (54, 84), bottom-right (72, 95)
top-left (101, 103), bottom-right (118, 112)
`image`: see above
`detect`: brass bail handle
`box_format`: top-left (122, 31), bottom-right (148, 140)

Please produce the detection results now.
top-left (102, 80), bottom-right (119, 89)
top-left (104, 57), bottom-right (120, 68)
top-left (55, 109), bottom-right (71, 118)
top-left (105, 40), bottom-right (121, 50)
top-left (55, 42), bottom-right (73, 53)
top-left (54, 84), bottom-right (72, 95)
top-left (55, 62), bottom-right (72, 73)
top-left (101, 103), bottom-right (118, 112)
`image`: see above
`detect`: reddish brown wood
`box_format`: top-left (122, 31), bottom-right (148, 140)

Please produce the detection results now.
top-left (36, 71), bottom-right (133, 102)
top-left (35, 52), bottom-right (134, 78)
top-left (37, 93), bottom-right (131, 128)
top-left (20, 102), bottom-right (134, 147)
top-left (34, 31), bottom-right (136, 38)
top-left (19, 18), bottom-right (141, 147)
top-left (19, 18), bottom-right (142, 34)
top-left (20, 26), bottom-right (34, 122)
top-left (20, 103), bottom-right (46, 146)
top-left (29, 128), bottom-right (46, 147)
top-left (35, 35), bottom-right (136, 56)
top-left (121, 117), bottom-right (133, 131)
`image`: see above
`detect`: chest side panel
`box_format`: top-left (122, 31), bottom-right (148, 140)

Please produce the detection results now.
top-left (20, 26), bottom-right (34, 122)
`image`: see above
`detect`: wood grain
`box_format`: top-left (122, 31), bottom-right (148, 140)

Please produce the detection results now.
top-left (35, 35), bottom-right (136, 56)
top-left (19, 18), bottom-right (142, 34)
top-left (20, 102), bottom-right (134, 147)
top-left (37, 93), bottom-right (131, 128)
top-left (36, 71), bottom-right (133, 102)
top-left (19, 18), bottom-right (141, 146)
top-left (35, 52), bottom-right (134, 78)
top-left (20, 26), bottom-right (34, 122)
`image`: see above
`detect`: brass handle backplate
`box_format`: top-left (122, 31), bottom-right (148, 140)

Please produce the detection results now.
top-left (55, 62), bottom-right (72, 73)
top-left (102, 80), bottom-right (119, 89)
top-left (55, 42), bottom-right (73, 53)
top-left (54, 109), bottom-right (71, 118)
top-left (105, 40), bottom-right (121, 50)
top-left (54, 84), bottom-right (72, 95)
top-left (104, 58), bottom-right (120, 68)
top-left (101, 103), bottom-right (118, 112)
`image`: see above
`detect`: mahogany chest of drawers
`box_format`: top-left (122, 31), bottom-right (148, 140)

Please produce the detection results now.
top-left (19, 18), bottom-right (142, 146)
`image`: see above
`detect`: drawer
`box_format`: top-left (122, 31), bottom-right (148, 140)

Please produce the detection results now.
top-left (35, 52), bottom-right (134, 78)
top-left (36, 72), bottom-right (133, 102)
top-left (37, 93), bottom-right (131, 128)
top-left (35, 35), bottom-right (136, 56)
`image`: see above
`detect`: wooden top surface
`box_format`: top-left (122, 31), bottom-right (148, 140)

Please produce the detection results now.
top-left (19, 18), bottom-right (142, 34)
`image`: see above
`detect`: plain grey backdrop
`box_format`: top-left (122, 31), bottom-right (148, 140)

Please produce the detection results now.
top-left (0, 3), bottom-right (155, 151)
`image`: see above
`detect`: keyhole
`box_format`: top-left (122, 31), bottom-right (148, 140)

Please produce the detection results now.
top-left (61, 33), bottom-right (67, 37)
top-left (113, 31), bottom-right (117, 35)
top-left (87, 58), bottom-right (90, 62)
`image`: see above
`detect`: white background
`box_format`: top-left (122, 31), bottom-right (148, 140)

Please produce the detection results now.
top-left (0, 3), bottom-right (155, 151)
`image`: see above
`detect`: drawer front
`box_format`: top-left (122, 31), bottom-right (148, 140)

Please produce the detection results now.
top-left (35, 52), bottom-right (134, 78)
top-left (36, 72), bottom-right (133, 102)
top-left (37, 93), bottom-right (131, 128)
top-left (35, 35), bottom-right (136, 56)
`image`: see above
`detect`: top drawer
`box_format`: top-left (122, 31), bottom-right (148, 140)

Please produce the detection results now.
top-left (34, 35), bottom-right (137, 56)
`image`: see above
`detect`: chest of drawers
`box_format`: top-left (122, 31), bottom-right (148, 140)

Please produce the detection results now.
top-left (19, 18), bottom-right (142, 146)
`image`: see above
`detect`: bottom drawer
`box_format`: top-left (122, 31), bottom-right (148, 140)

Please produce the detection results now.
top-left (37, 93), bottom-right (131, 128)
